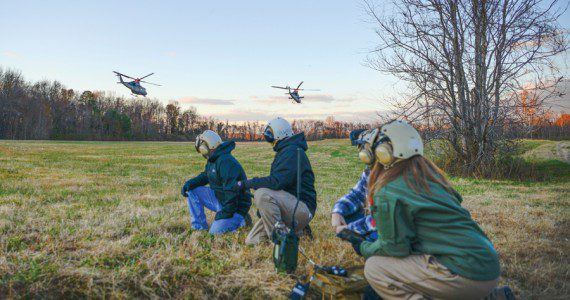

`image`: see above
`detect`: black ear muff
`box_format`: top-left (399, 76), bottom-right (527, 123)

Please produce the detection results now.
top-left (358, 144), bottom-right (375, 165)
top-left (375, 142), bottom-right (394, 166)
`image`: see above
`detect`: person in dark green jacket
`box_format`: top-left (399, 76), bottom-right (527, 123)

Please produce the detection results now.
top-left (233, 117), bottom-right (317, 245)
top-left (338, 120), bottom-right (513, 300)
top-left (181, 130), bottom-right (252, 234)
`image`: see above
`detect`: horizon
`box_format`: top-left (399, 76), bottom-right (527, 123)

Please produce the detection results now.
top-left (1, 1), bottom-right (569, 123)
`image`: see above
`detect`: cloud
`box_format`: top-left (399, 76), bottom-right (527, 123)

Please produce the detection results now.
top-left (208, 108), bottom-right (386, 123)
top-left (253, 94), bottom-right (356, 104)
top-left (543, 79), bottom-right (570, 113)
top-left (2, 51), bottom-right (20, 58)
top-left (178, 97), bottom-right (235, 105)
top-left (521, 79), bottom-right (570, 113)
top-left (164, 51), bottom-right (177, 58)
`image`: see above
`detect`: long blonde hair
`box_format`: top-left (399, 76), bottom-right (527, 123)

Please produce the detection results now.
top-left (368, 155), bottom-right (454, 200)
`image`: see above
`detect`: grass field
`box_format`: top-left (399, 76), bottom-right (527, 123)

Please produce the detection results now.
top-left (1, 139), bottom-right (569, 299)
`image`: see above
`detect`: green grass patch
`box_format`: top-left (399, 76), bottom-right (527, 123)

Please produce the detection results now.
top-left (0, 139), bottom-right (567, 298)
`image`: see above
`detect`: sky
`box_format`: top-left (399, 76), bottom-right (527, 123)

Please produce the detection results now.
top-left (1, 1), bottom-right (569, 122)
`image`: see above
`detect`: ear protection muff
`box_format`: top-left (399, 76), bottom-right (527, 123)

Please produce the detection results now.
top-left (358, 138), bottom-right (395, 166)
top-left (195, 136), bottom-right (211, 158)
top-left (358, 143), bottom-right (375, 165)
top-left (375, 141), bottom-right (394, 166)
top-left (198, 143), bottom-right (210, 157)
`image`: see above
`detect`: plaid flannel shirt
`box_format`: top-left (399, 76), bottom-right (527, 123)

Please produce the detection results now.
top-left (332, 169), bottom-right (376, 236)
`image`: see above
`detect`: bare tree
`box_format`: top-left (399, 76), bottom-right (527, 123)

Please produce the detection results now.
top-left (365, 0), bottom-right (568, 173)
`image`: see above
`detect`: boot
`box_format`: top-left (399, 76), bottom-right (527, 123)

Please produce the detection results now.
top-left (484, 286), bottom-right (515, 300)
top-left (362, 285), bottom-right (382, 300)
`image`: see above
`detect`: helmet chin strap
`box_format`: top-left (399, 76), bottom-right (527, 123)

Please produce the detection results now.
top-left (382, 158), bottom-right (402, 170)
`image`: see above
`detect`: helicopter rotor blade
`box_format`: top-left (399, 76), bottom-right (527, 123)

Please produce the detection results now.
top-left (139, 73), bottom-right (154, 80)
top-left (140, 80), bottom-right (161, 86)
top-left (113, 71), bottom-right (136, 80)
top-left (296, 81), bottom-right (304, 89)
top-left (301, 89), bottom-right (321, 91)
top-left (271, 86), bottom-right (289, 90)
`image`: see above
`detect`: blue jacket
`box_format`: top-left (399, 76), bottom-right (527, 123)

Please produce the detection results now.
top-left (332, 169), bottom-right (376, 236)
top-left (246, 133), bottom-right (317, 215)
top-left (184, 141), bottom-right (252, 220)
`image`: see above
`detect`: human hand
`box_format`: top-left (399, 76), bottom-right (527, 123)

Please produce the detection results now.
top-left (181, 181), bottom-right (191, 197)
top-left (331, 213), bottom-right (347, 229)
top-left (335, 225), bottom-right (348, 234)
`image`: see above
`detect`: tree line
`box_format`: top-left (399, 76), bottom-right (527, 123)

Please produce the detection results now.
top-left (0, 68), bottom-right (370, 141)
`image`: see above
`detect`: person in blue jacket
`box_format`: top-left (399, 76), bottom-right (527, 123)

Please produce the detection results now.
top-left (233, 117), bottom-right (317, 245)
top-left (331, 129), bottom-right (377, 241)
top-left (181, 130), bottom-right (252, 234)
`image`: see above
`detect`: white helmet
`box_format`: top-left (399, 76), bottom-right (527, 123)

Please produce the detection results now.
top-left (263, 117), bottom-right (294, 143)
top-left (380, 120), bottom-right (423, 159)
top-left (357, 120), bottom-right (423, 167)
top-left (195, 130), bottom-right (222, 158)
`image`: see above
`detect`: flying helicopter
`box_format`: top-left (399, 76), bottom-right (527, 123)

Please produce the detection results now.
top-left (113, 71), bottom-right (161, 96)
top-left (271, 81), bottom-right (320, 103)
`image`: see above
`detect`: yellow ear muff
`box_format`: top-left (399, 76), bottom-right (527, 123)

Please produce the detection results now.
top-left (375, 143), bottom-right (394, 166)
top-left (358, 144), bottom-right (375, 165)
top-left (198, 144), bottom-right (210, 157)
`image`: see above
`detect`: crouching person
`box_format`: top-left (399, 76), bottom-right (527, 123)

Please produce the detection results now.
top-left (234, 117), bottom-right (317, 245)
top-left (331, 129), bottom-right (377, 242)
top-left (341, 121), bottom-right (511, 300)
top-left (181, 130), bottom-right (252, 235)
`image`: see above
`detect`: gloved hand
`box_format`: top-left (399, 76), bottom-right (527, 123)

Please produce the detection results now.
top-left (232, 180), bottom-right (247, 192)
top-left (337, 228), bottom-right (365, 256)
top-left (181, 181), bottom-right (191, 197)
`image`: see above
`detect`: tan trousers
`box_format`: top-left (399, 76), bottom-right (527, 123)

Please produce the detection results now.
top-left (364, 254), bottom-right (499, 300)
top-left (245, 188), bottom-right (312, 245)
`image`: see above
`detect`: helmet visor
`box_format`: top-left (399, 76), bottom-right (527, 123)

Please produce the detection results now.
top-left (194, 135), bottom-right (202, 153)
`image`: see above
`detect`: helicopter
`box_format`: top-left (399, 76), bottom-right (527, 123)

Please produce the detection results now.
top-left (113, 71), bottom-right (161, 96)
top-left (271, 81), bottom-right (320, 103)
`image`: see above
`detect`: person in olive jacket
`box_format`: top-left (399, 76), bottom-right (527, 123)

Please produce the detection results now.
top-left (337, 120), bottom-right (513, 300)
top-left (181, 130), bottom-right (251, 234)
top-left (233, 117), bottom-right (317, 245)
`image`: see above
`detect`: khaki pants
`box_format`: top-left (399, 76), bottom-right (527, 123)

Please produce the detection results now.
top-left (364, 254), bottom-right (499, 300)
top-left (245, 188), bottom-right (312, 245)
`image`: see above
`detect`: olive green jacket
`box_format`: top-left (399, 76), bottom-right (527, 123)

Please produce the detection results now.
top-left (360, 175), bottom-right (500, 281)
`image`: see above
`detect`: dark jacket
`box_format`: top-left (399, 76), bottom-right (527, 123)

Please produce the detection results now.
top-left (184, 141), bottom-right (252, 220)
top-left (246, 133), bottom-right (317, 215)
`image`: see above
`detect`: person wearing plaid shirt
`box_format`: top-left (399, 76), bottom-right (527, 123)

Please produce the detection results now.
top-left (331, 128), bottom-right (379, 243)
top-left (331, 168), bottom-right (377, 241)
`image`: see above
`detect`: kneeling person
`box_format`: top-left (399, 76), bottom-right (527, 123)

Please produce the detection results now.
top-left (340, 121), bottom-right (506, 299)
top-left (236, 117), bottom-right (317, 245)
top-left (331, 129), bottom-right (377, 242)
top-left (181, 130), bottom-right (252, 234)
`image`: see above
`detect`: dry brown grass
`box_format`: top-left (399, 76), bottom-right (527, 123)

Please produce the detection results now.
top-left (0, 139), bottom-right (568, 299)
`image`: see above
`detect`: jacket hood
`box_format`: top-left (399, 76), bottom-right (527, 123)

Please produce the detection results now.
top-left (274, 132), bottom-right (308, 152)
top-left (209, 141), bottom-right (235, 162)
